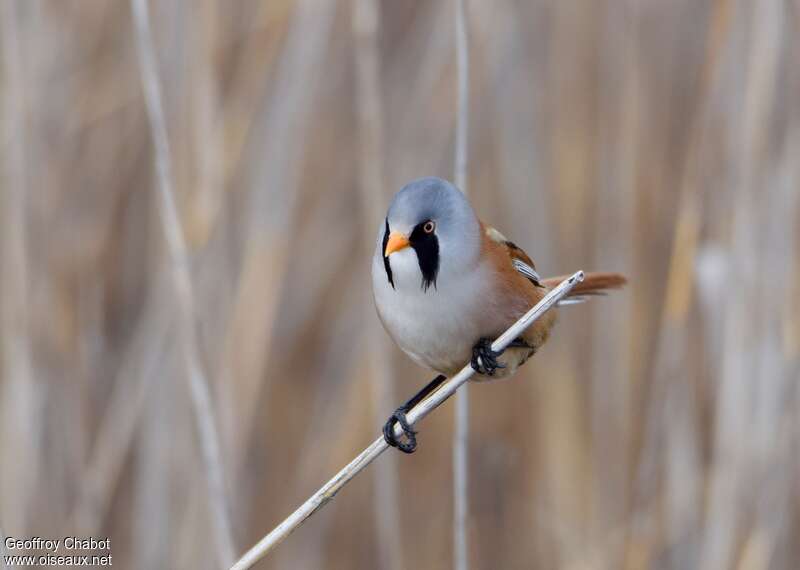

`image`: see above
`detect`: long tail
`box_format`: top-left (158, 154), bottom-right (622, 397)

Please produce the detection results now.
top-left (543, 272), bottom-right (627, 305)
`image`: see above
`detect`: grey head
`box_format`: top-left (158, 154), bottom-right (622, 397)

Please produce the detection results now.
top-left (380, 177), bottom-right (481, 291)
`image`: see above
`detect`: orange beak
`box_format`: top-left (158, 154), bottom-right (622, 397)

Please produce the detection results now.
top-left (384, 232), bottom-right (410, 257)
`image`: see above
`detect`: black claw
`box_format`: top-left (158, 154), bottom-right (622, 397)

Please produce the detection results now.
top-left (381, 374), bottom-right (447, 455)
top-left (471, 338), bottom-right (506, 376)
top-left (383, 408), bottom-right (417, 453)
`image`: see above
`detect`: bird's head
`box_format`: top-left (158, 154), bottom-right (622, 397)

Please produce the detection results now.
top-left (379, 177), bottom-right (481, 291)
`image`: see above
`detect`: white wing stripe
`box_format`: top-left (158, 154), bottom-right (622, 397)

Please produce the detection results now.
top-left (511, 258), bottom-right (541, 284)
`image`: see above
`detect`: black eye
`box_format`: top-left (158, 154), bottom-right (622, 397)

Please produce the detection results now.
top-left (423, 220), bottom-right (435, 234)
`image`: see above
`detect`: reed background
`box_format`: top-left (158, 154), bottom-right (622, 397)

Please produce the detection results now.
top-left (1, 1), bottom-right (799, 569)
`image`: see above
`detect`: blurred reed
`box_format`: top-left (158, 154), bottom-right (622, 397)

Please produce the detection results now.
top-left (0, 1), bottom-right (798, 569)
top-left (452, 0), bottom-right (471, 569)
top-left (352, 0), bottom-right (405, 568)
top-left (131, 0), bottom-right (235, 564)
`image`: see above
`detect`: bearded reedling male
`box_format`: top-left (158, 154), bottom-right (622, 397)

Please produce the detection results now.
top-left (372, 177), bottom-right (626, 453)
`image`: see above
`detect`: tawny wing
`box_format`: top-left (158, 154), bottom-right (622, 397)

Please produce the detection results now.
top-left (483, 225), bottom-right (544, 287)
top-left (485, 224), bottom-right (627, 300)
top-left (479, 223), bottom-right (555, 367)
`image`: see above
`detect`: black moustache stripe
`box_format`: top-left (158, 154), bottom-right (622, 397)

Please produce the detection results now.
top-left (409, 223), bottom-right (439, 291)
top-left (382, 218), bottom-right (395, 289)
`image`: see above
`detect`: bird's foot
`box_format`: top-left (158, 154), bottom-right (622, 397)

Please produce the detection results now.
top-left (383, 407), bottom-right (417, 454)
top-left (382, 374), bottom-right (446, 454)
top-left (471, 338), bottom-right (506, 376)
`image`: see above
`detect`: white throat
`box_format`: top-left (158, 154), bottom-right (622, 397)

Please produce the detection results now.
top-left (385, 247), bottom-right (425, 291)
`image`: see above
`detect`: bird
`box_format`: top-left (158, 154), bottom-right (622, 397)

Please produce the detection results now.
top-left (372, 176), bottom-right (626, 453)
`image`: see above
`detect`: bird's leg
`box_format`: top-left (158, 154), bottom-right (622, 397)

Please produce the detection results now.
top-left (383, 374), bottom-right (447, 453)
top-left (471, 338), bottom-right (506, 376)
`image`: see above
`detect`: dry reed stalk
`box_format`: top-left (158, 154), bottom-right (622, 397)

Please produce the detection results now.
top-left (229, 272), bottom-right (584, 570)
top-left (131, 0), bottom-right (235, 564)
top-left (452, 1), bottom-right (471, 569)
top-left (352, 0), bottom-right (405, 568)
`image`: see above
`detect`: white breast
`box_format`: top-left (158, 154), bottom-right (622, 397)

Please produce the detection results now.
top-left (371, 246), bottom-right (493, 375)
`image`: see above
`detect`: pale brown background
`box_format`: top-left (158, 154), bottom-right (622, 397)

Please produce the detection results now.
top-left (1, 1), bottom-right (799, 569)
